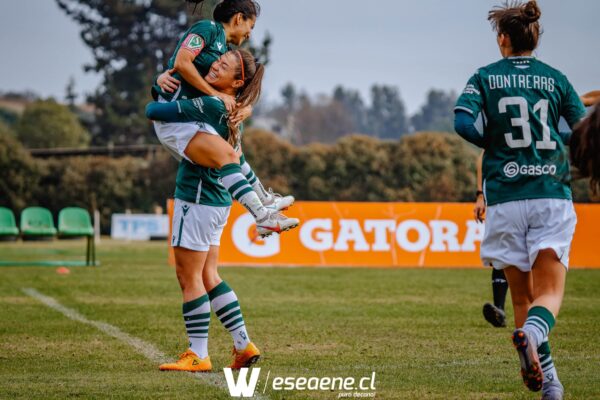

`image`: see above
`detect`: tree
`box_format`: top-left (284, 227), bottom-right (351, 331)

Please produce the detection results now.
top-left (411, 89), bottom-right (457, 132)
top-left (368, 85), bottom-right (409, 139)
top-left (17, 99), bottom-right (90, 148)
top-left (56, 0), bottom-right (270, 145)
top-left (333, 86), bottom-right (368, 134)
top-left (0, 123), bottom-right (41, 211)
top-left (65, 76), bottom-right (78, 108)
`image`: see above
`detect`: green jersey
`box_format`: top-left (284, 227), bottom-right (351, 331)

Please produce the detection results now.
top-left (172, 96), bottom-right (233, 207)
top-left (153, 20), bottom-right (227, 102)
top-left (455, 57), bottom-right (586, 206)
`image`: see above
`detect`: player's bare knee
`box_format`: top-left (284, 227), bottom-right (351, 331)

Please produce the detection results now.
top-left (216, 147), bottom-right (239, 168)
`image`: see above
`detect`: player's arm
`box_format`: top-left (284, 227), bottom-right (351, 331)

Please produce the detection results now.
top-left (580, 90), bottom-right (600, 107)
top-left (473, 151), bottom-right (485, 222)
top-left (146, 97), bottom-right (222, 124)
top-left (454, 73), bottom-right (486, 148)
top-left (454, 111), bottom-right (484, 148)
top-left (145, 101), bottom-right (186, 123)
top-left (160, 29), bottom-right (236, 111)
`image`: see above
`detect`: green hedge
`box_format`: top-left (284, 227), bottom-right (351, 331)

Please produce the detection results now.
top-left (0, 127), bottom-right (596, 233)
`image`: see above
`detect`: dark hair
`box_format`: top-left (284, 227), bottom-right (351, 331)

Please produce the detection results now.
top-left (185, 0), bottom-right (260, 20)
top-left (571, 103), bottom-right (600, 195)
top-left (227, 48), bottom-right (264, 146)
top-left (213, 0), bottom-right (260, 24)
top-left (488, 0), bottom-right (542, 53)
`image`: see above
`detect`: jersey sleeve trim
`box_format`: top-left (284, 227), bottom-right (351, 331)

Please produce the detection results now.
top-left (454, 106), bottom-right (475, 115)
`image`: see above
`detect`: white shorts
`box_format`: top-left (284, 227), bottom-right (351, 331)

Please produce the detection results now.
top-left (481, 199), bottom-right (577, 272)
top-left (171, 198), bottom-right (231, 252)
top-left (152, 97), bottom-right (219, 163)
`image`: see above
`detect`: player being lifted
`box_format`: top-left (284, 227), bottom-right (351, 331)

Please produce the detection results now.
top-left (151, 0), bottom-right (298, 236)
top-left (454, 1), bottom-right (590, 398)
top-left (150, 49), bottom-right (267, 372)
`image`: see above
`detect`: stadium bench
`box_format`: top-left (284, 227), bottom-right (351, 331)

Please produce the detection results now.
top-left (0, 207), bottom-right (19, 240)
top-left (20, 207), bottom-right (57, 239)
top-left (58, 207), bottom-right (96, 266)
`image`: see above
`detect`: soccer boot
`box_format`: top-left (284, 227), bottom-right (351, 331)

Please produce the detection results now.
top-left (483, 302), bottom-right (507, 327)
top-left (256, 211), bottom-right (299, 238)
top-left (541, 380), bottom-right (564, 400)
top-left (264, 190), bottom-right (295, 212)
top-left (159, 350), bottom-right (212, 372)
top-left (229, 342), bottom-right (261, 370)
top-left (512, 329), bottom-right (543, 392)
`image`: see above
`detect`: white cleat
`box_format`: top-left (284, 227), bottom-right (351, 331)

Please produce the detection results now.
top-left (264, 190), bottom-right (295, 212)
top-left (256, 211), bottom-right (300, 238)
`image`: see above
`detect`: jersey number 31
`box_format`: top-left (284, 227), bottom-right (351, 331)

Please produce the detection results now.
top-left (498, 96), bottom-right (556, 150)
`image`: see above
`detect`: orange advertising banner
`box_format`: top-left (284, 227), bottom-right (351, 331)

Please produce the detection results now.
top-left (167, 201), bottom-right (600, 268)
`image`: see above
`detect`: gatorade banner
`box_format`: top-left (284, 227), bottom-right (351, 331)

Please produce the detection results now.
top-left (167, 201), bottom-right (600, 268)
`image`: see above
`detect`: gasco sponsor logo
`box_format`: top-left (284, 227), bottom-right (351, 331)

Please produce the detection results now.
top-left (503, 162), bottom-right (557, 178)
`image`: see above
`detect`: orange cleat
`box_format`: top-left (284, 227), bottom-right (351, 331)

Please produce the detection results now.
top-left (229, 342), bottom-right (261, 370)
top-left (159, 350), bottom-right (212, 372)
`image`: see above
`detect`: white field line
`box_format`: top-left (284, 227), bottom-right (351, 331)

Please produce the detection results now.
top-left (22, 287), bottom-right (268, 400)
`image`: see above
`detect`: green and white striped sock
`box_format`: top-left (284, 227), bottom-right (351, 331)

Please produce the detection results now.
top-left (182, 294), bottom-right (210, 359)
top-left (240, 154), bottom-right (272, 204)
top-left (208, 281), bottom-right (251, 351)
top-left (523, 306), bottom-right (555, 346)
top-left (219, 163), bottom-right (268, 221)
top-left (538, 339), bottom-right (560, 384)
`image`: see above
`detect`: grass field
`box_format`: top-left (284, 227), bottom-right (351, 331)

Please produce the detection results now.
top-left (0, 239), bottom-right (599, 399)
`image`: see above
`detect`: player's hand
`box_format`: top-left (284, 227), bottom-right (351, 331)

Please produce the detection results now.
top-left (157, 69), bottom-right (180, 93)
top-left (474, 196), bottom-right (486, 223)
top-left (216, 93), bottom-right (237, 113)
top-left (229, 105), bottom-right (253, 127)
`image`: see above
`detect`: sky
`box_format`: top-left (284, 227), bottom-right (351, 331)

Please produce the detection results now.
top-left (0, 0), bottom-right (598, 114)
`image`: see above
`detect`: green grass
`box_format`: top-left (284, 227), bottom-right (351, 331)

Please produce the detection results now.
top-left (0, 239), bottom-right (599, 399)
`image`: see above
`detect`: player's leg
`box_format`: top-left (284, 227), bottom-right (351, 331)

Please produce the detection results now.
top-left (503, 267), bottom-right (533, 328)
top-left (526, 249), bottom-right (567, 399)
top-left (203, 246), bottom-right (260, 369)
top-left (483, 268), bottom-right (509, 327)
top-left (240, 154), bottom-right (294, 211)
top-left (160, 201), bottom-right (214, 372)
top-left (201, 208), bottom-right (260, 369)
top-left (219, 162), bottom-right (299, 237)
top-left (524, 198), bottom-right (576, 398)
top-left (504, 265), bottom-right (544, 392)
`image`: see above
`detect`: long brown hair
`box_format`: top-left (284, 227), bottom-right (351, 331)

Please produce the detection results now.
top-left (571, 103), bottom-right (600, 195)
top-left (488, 0), bottom-right (542, 54)
top-left (227, 49), bottom-right (264, 146)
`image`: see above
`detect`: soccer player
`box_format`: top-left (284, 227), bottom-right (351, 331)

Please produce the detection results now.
top-left (152, 50), bottom-right (268, 372)
top-left (151, 0), bottom-right (297, 236)
top-left (454, 2), bottom-right (587, 398)
top-left (571, 102), bottom-right (600, 194)
top-left (475, 150), bottom-right (509, 328)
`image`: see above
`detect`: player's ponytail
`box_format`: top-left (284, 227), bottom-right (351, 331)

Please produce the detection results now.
top-left (213, 0), bottom-right (261, 24)
top-left (227, 49), bottom-right (264, 147)
top-left (488, 0), bottom-right (542, 53)
top-left (571, 103), bottom-right (600, 195)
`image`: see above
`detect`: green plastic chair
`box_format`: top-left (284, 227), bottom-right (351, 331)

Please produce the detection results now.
top-left (0, 207), bottom-right (19, 237)
top-left (20, 207), bottom-right (57, 237)
top-left (58, 207), bottom-right (96, 266)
